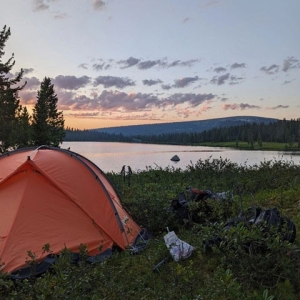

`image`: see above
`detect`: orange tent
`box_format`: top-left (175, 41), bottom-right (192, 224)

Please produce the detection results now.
top-left (0, 146), bottom-right (145, 276)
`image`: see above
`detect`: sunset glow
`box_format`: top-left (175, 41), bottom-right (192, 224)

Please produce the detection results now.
top-left (3, 0), bottom-right (300, 130)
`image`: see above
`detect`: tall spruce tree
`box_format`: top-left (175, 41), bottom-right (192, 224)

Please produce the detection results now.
top-left (0, 25), bottom-right (26, 153)
top-left (32, 77), bottom-right (65, 146)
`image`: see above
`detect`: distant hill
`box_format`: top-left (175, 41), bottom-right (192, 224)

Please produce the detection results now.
top-left (91, 116), bottom-right (279, 136)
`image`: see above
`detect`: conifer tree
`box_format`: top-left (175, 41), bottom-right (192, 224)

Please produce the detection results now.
top-left (257, 133), bottom-right (262, 148)
top-left (32, 77), bottom-right (65, 146)
top-left (17, 106), bottom-right (32, 148)
top-left (0, 25), bottom-right (26, 153)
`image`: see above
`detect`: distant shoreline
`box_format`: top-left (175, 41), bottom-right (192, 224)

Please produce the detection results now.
top-left (196, 141), bottom-right (300, 152)
top-left (63, 140), bottom-right (300, 152)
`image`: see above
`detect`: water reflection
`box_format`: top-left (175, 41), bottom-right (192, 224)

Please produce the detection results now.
top-left (62, 142), bottom-right (300, 173)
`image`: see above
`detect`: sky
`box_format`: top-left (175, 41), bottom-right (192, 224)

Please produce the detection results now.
top-left (2, 0), bottom-right (300, 130)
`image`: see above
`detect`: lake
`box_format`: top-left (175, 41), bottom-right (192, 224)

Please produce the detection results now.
top-left (61, 142), bottom-right (300, 173)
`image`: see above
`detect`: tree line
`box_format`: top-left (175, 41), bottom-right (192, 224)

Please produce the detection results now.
top-left (64, 129), bottom-right (131, 142)
top-left (65, 118), bottom-right (300, 148)
top-left (131, 118), bottom-right (300, 147)
top-left (0, 26), bottom-right (65, 153)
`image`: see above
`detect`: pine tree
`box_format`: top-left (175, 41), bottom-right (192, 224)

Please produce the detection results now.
top-left (17, 106), bottom-right (32, 148)
top-left (32, 77), bottom-right (65, 146)
top-left (0, 26), bottom-right (26, 153)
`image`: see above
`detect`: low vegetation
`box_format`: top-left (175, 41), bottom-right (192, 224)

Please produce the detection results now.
top-left (197, 141), bottom-right (300, 151)
top-left (1, 157), bottom-right (300, 299)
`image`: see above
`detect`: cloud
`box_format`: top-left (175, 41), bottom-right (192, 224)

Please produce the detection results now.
top-left (112, 112), bottom-right (162, 121)
top-left (239, 103), bottom-right (260, 110)
top-left (211, 73), bottom-right (230, 85)
top-left (213, 67), bottom-right (227, 73)
top-left (230, 63), bottom-right (246, 69)
top-left (68, 91), bottom-right (158, 111)
top-left (260, 64), bottom-right (279, 75)
top-left (93, 76), bottom-right (135, 89)
top-left (175, 103), bottom-right (214, 119)
top-left (282, 56), bottom-right (300, 72)
top-left (82, 57), bottom-right (200, 71)
top-left (282, 80), bottom-right (294, 85)
top-left (163, 93), bottom-right (215, 107)
top-left (175, 107), bottom-right (192, 118)
top-left (78, 63), bottom-right (88, 70)
top-left (197, 102), bottom-right (213, 115)
top-left (161, 84), bottom-right (172, 90)
top-left (167, 59), bottom-right (199, 68)
top-left (229, 75), bottom-right (244, 85)
top-left (93, 62), bottom-right (111, 71)
top-left (200, 102), bottom-right (213, 111)
top-left (136, 58), bottom-right (200, 69)
top-left (58, 89), bottom-right (216, 112)
top-left (266, 105), bottom-right (289, 110)
top-left (53, 75), bottom-right (91, 90)
top-left (93, 0), bottom-right (106, 10)
top-left (210, 73), bottom-right (243, 85)
top-left (137, 60), bottom-right (160, 70)
top-left (222, 103), bottom-right (261, 110)
top-left (19, 91), bottom-right (37, 105)
top-left (165, 60), bottom-right (181, 68)
top-left (173, 76), bottom-right (199, 88)
top-left (23, 68), bottom-right (34, 75)
top-left (67, 111), bottom-right (162, 122)
top-left (22, 77), bottom-right (40, 90)
top-left (142, 79), bottom-right (162, 86)
top-left (118, 57), bottom-right (140, 69)
top-left (32, 0), bottom-right (49, 11)
top-left (56, 90), bottom-right (77, 109)
top-left (57, 90), bottom-right (88, 110)
top-left (67, 112), bottom-right (100, 118)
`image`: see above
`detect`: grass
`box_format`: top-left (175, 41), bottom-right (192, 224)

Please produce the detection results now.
top-left (1, 157), bottom-right (300, 299)
top-left (197, 141), bottom-right (300, 151)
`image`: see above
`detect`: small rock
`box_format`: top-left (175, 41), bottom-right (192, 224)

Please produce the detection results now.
top-left (171, 155), bottom-right (180, 162)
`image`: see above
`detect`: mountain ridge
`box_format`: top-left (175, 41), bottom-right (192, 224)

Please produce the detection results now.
top-left (90, 116), bottom-right (279, 136)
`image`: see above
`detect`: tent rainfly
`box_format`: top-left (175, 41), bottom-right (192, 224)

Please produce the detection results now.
top-left (0, 146), bottom-right (147, 278)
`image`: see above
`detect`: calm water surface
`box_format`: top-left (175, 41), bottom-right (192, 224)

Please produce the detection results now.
top-left (62, 142), bottom-right (300, 173)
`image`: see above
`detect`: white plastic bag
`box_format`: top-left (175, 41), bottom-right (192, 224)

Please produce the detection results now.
top-left (164, 229), bottom-right (194, 262)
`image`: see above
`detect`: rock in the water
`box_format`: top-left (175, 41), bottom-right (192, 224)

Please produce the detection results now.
top-left (171, 155), bottom-right (180, 162)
